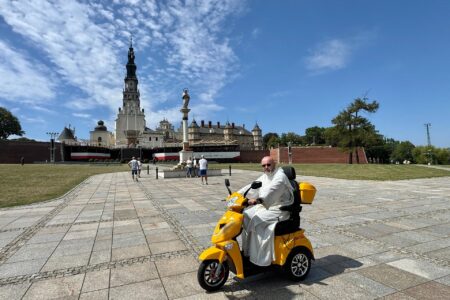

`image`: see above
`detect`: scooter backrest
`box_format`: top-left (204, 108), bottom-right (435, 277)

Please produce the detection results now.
top-left (281, 166), bottom-right (296, 180)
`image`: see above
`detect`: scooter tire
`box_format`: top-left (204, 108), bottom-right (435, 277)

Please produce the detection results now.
top-left (284, 247), bottom-right (311, 281)
top-left (197, 260), bottom-right (229, 292)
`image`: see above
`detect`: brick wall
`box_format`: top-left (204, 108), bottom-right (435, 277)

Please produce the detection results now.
top-left (240, 150), bottom-right (270, 163)
top-left (0, 141), bottom-right (62, 163)
top-left (270, 146), bottom-right (368, 164)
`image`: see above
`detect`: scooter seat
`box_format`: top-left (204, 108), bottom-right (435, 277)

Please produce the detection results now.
top-left (275, 218), bottom-right (300, 236)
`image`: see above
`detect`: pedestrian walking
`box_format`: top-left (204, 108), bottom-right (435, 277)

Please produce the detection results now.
top-left (186, 157), bottom-right (193, 178)
top-left (199, 155), bottom-right (208, 185)
top-left (193, 156), bottom-right (199, 177)
top-left (137, 157), bottom-right (142, 178)
top-left (128, 156), bottom-right (139, 181)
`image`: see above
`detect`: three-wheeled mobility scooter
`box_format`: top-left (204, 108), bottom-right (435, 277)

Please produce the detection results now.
top-left (197, 166), bottom-right (316, 291)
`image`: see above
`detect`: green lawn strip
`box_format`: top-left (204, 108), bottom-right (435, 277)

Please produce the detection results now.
top-left (0, 164), bottom-right (128, 208)
top-left (211, 163), bottom-right (450, 181)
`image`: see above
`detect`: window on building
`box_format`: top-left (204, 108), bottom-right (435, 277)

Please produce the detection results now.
top-left (155, 137), bottom-right (158, 141)
top-left (149, 137), bottom-right (151, 141)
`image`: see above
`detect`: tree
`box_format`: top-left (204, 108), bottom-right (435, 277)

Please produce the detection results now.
top-left (390, 141), bottom-right (415, 163)
top-left (331, 98), bottom-right (379, 163)
top-left (0, 107), bottom-right (24, 140)
top-left (262, 132), bottom-right (279, 149)
top-left (279, 132), bottom-right (303, 146)
top-left (304, 126), bottom-right (326, 145)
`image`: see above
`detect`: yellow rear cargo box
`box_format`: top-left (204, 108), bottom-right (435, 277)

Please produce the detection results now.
top-left (299, 182), bottom-right (316, 204)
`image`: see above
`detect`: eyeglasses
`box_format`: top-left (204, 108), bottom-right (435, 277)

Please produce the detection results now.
top-left (261, 164), bottom-right (271, 167)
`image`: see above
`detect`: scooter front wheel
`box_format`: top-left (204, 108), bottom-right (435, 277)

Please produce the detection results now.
top-left (284, 247), bottom-right (311, 281)
top-left (197, 260), bottom-right (229, 292)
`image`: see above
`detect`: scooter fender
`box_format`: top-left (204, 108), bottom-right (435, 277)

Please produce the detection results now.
top-left (198, 246), bottom-right (226, 263)
top-left (198, 241), bottom-right (244, 279)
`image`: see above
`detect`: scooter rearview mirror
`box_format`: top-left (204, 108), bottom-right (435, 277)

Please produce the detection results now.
top-left (224, 179), bottom-right (232, 195)
top-left (250, 181), bottom-right (262, 189)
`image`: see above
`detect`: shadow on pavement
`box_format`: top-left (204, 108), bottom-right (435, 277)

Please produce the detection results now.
top-left (210, 254), bottom-right (363, 299)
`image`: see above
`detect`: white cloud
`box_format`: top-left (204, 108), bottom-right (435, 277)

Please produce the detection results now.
top-left (305, 39), bottom-right (350, 72)
top-left (0, 0), bottom-right (246, 130)
top-left (0, 40), bottom-right (56, 104)
top-left (72, 112), bottom-right (91, 119)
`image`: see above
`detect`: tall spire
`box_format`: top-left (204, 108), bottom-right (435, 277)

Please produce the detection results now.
top-left (126, 35), bottom-right (136, 78)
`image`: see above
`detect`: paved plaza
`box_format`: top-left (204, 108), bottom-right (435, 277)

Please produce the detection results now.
top-left (0, 167), bottom-right (449, 299)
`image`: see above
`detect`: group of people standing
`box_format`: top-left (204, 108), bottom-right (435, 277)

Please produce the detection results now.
top-left (185, 155), bottom-right (208, 184)
top-left (127, 155), bottom-right (208, 185)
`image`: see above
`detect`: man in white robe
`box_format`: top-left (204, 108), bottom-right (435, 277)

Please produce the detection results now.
top-left (239, 156), bottom-right (294, 266)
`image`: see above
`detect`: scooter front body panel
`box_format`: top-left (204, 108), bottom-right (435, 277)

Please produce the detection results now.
top-left (198, 241), bottom-right (244, 279)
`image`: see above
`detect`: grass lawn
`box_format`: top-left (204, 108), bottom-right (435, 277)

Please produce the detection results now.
top-left (211, 163), bottom-right (450, 181)
top-left (0, 164), bottom-right (128, 208)
top-left (0, 163), bottom-right (448, 208)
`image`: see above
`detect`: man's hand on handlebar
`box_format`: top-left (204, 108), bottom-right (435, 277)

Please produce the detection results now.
top-left (248, 198), bottom-right (263, 206)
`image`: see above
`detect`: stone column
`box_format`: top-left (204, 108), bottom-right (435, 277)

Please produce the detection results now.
top-left (179, 89), bottom-right (193, 164)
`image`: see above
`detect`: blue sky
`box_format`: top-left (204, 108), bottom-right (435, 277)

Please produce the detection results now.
top-left (0, 0), bottom-right (449, 148)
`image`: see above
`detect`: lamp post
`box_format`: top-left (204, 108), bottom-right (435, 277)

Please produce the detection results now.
top-left (46, 132), bottom-right (59, 163)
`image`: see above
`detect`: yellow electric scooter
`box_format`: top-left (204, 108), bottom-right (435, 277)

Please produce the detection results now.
top-left (197, 166), bottom-right (316, 291)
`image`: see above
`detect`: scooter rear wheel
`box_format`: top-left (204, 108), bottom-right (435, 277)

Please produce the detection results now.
top-left (197, 260), bottom-right (229, 292)
top-left (284, 247), bottom-right (311, 281)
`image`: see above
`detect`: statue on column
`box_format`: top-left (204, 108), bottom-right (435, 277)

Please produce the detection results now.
top-left (182, 88), bottom-right (190, 109)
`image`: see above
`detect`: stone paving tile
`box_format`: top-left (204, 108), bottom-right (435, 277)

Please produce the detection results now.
top-left (145, 228), bottom-right (179, 243)
top-left (81, 269), bottom-right (110, 293)
top-left (111, 244), bottom-right (150, 260)
top-left (41, 252), bottom-right (91, 272)
top-left (109, 279), bottom-right (167, 300)
top-left (381, 292), bottom-right (418, 299)
top-left (402, 281), bottom-right (450, 299)
top-left (22, 273), bottom-right (84, 299)
top-left (0, 282), bottom-right (31, 300)
top-left (89, 249), bottom-right (111, 264)
top-left (387, 258), bottom-right (450, 280)
top-left (149, 239), bottom-right (187, 255)
top-left (110, 261), bottom-right (159, 287)
top-left (79, 288), bottom-right (109, 300)
top-left (303, 272), bottom-right (376, 300)
top-left (435, 274), bottom-right (450, 286)
top-left (0, 258), bottom-right (47, 277)
top-left (6, 241), bottom-right (58, 263)
top-left (357, 264), bottom-right (429, 290)
top-left (425, 246), bottom-right (450, 261)
top-left (155, 255), bottom-right (198, 277)
top-left (174, 292), bottom-right (229, 299)
top-left (340, 272), bottom-right (396, 298)
top-left (161, 271), bottom-right (204, 299)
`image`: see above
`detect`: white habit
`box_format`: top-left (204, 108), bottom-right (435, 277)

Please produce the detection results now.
top-left (239, 167), bottom-right (293, 266)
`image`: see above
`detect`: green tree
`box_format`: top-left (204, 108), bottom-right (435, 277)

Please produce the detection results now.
top-left (279, 132), bottom-right (303, 146)
top-left (304, 126), bottom-right (326, 145)
top-left (0, 107), bottom-right (25, 140)
top-left (331, 97), bottom-right (379, 164)
top-left (412, 146), bottom-right (450, 165)
top-left (390, 141), bottom-right (415, 163)
top-left (262, 132), bottom-right (279, 149)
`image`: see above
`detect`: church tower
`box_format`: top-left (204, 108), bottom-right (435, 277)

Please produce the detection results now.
top-left (115, 39), bottom-right (146, 146)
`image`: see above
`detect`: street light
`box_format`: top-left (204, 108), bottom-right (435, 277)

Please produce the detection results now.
top-left (46, 132), bottom-right (59, 163)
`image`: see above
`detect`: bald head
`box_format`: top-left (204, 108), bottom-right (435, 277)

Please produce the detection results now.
top-left (261, 156), bottom-right (276, 174)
